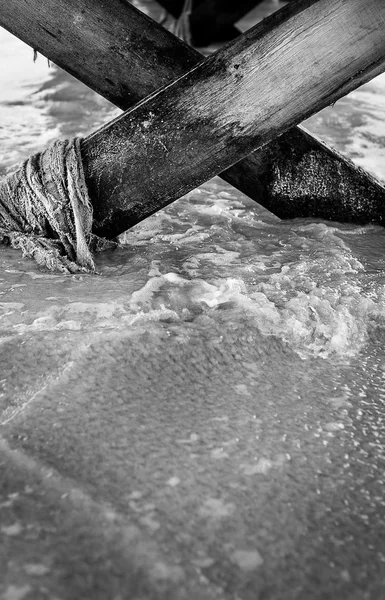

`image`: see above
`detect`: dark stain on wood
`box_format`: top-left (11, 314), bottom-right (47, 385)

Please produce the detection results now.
top-left (223, 127), bottom-right (385, 224)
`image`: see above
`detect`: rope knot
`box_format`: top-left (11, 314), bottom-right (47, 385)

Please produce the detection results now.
top-left (0, 138), bottom-right (114, 273)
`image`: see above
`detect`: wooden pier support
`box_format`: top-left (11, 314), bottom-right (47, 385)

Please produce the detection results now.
top-left (85, 0), bottom-right (385, 237)
top-left (1, 0), bottom-right (385, 238)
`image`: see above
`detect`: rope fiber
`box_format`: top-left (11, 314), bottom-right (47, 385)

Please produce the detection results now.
top-left (0, 138), bottom-right (115, 273)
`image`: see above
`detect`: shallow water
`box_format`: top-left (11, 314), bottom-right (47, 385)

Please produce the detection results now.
top-left (1, 5), bottom-right (385, 366)
top-left (1, 5), bottom-right (385, 595)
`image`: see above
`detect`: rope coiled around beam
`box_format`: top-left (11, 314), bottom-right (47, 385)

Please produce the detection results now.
top-left (0, 138), bottom-right (115, 273)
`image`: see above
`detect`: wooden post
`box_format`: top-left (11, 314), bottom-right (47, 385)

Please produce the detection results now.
top-left (80, 0), bottom-right (385, 237)
top-left (1, 0), bottom-right (385, 234)
top-left (0, 0), bottom-right (199, 108)
top-left (221, 128), bottom-right (385, 224)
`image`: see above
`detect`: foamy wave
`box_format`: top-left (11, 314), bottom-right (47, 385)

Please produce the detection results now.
top-left (7, 265), bottom-right (384, 359)
top-left (4, 212), bottom-right (385, 360)
top-left (125, 269), bottom-right (384, 359)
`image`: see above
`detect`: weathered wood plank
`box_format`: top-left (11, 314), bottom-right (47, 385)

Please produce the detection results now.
top-left (2, 0), bottom-right (385, 234)
top-left (80, 0), bottom-right (385, 237)
top-left (0, 0), bottom-right (199, 108)
top-left (221, 126), bottom-right (385, 223)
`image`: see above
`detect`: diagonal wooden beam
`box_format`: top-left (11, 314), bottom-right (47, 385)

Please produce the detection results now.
top-left (0, 0), bottom-right (199, 108)
top-left (79, 0), bottom-right (385, 237)
top-left (1, 0), bottom-right (385, 234)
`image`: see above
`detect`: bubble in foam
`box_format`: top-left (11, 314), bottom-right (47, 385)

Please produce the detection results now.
top-left (121, 262), bottom-right (383, 359)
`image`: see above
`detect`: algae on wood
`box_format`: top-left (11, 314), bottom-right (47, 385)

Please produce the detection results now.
top-left (222, 127), bottom-right (385, 224)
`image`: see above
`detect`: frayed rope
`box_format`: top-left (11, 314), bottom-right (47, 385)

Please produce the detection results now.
top-left (0, 138), bottom-right (116, 274)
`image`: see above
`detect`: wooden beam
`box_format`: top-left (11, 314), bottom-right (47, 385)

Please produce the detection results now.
top-left (221, 127), bottom-right (385, 224)
top-left (0, 0), bottom-right (199, 108)
top-left (80, 0), bottom-right (385, 237)
top-left (1, 0), bottom-right (385, 235)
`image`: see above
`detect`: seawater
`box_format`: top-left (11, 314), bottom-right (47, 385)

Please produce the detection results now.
top-left (1, 13), bottom-right (385, 426)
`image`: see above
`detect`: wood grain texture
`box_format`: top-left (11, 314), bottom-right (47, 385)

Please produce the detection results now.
top-left (0, 0), bottom-right (198, 108)
top-left (221, 126), bottom-right (385, 223)
top-left (2, 0), bottom-right (385, 235)
top-left (80, 0), bottom-right (385, 237)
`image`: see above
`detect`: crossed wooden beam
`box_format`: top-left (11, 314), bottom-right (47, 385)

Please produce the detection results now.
top-left (1, 0), bottom-right (385, 239)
